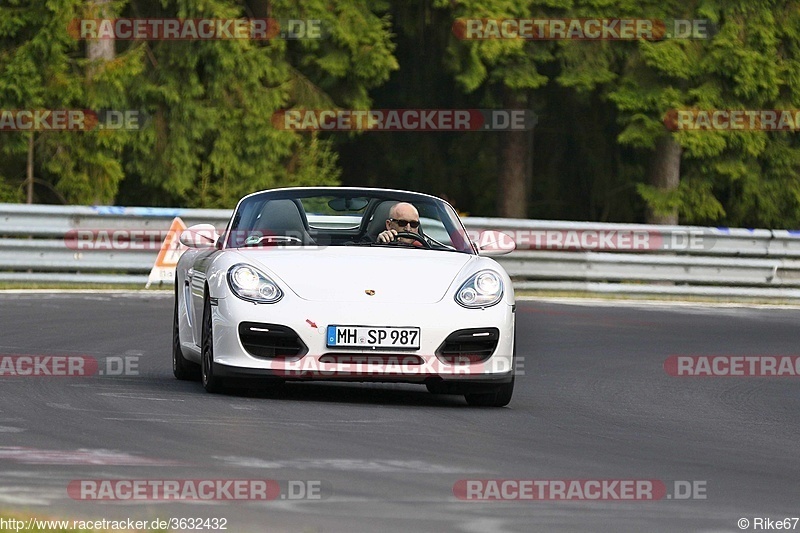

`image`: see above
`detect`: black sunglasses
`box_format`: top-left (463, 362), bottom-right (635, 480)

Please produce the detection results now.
top-left (389, 218), bottom-right (420, 229)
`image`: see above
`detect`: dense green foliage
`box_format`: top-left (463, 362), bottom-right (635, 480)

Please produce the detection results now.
top-left (1, 0), bottom-right (800, 227)
top-left (0, 0), bottom-right (397, 207)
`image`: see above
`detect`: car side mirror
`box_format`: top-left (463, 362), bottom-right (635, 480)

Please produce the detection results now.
top-left (180, 224), bottom-right (219, 249)
top-left (473, 230), bottom-right (516, 256)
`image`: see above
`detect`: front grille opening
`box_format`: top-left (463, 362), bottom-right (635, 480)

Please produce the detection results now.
top-left (238, 322), bottom-right (307, 359)
top-left (436, 327), bottom-right (499, 363)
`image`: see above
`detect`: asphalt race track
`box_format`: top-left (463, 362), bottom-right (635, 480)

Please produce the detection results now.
top-left (1, 292), bottom-right (799, 532)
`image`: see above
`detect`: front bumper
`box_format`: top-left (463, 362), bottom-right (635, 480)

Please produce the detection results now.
top-left (211, 294), bottom-right (515, 385)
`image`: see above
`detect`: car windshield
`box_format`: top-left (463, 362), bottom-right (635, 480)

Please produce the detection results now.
top-left (223, 189), bottom-right (474, 254)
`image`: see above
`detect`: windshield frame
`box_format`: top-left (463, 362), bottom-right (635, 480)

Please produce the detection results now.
top-left (219, 187), bottom-right (475, 255)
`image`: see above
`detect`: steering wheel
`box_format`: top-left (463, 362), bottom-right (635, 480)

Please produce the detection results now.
top-left (394, 231), bottom-right (431, 249)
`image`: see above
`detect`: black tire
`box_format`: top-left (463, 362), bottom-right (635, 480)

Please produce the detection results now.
top-left (201, 292), bottom-right (223, 393)
top-left (173, 285), bottom-right (200, 380)
top-left (464, 375), bottom-right (514, 407)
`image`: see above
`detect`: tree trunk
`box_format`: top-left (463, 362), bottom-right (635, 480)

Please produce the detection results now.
top-left (86, 0), bottom-right (114, 64)
top-left (86, 0), bottom-right (115, 204)
top-left (497, 89), bottom-right (530, 218)
top-left (248, 0), bottom-right (271, 18)
top-left (26, 133), bottom-right (34, 204)
top-left (646, 135), bottom-right (682, 225)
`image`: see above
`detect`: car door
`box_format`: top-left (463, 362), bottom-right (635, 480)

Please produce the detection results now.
top-left (189, 250), bottom-right (219, 347)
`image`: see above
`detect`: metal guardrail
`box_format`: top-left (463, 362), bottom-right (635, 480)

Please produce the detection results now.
top-left (3, 203), bottom-right (800, 299)
top-left (0, 204), bottom-right (230, 236)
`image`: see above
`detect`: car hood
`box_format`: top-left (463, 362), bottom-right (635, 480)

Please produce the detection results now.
top-left (231, 247), bottom-right (473, 304)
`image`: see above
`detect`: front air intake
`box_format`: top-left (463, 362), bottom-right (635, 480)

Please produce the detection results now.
top-left (436, 328), bottom-right (499, 363)
top-left (238, 322), bottom-right (307, 359)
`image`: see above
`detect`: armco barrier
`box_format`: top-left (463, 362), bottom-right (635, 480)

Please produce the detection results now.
top-left (3, 203), bottom-right (800, 299)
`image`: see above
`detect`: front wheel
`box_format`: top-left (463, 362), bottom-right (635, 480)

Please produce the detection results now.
top-left (200, 294), bottom-right (223, 393)
top-left (464, 375), bottom-right (514, 407)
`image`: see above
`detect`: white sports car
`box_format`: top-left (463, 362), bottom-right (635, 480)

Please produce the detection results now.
top-left (173, 187), bottom-right (517, 406)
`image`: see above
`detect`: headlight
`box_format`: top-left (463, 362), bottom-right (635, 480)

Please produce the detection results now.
top-left (455, 270), bottom-right (503, 308)
top-left (227, 264), bottom-right (283, 303)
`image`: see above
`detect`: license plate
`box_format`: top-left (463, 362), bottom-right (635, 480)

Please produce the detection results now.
top-left (326, 326), bottom-right (420, 349)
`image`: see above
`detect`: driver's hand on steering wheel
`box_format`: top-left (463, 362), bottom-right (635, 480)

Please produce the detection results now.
top-left (377, 229), bottom-right (425, 247)
top-left (377, 229), bottom-right (398, 243)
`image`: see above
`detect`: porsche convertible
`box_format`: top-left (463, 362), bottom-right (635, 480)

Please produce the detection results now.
top-left (172, 187), bottom-right (517, 406)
